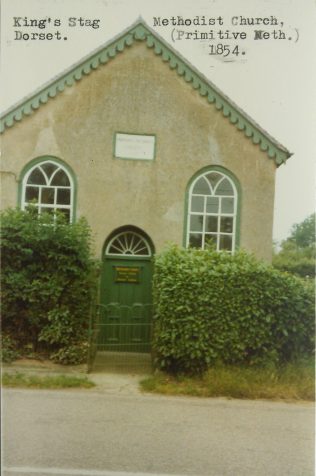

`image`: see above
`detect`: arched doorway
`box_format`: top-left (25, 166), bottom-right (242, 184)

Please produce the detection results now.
top-left (98, 226), bottom-right (154, 353)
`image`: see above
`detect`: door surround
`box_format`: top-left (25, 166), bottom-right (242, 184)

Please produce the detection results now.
top-left (98, 226), bottom-right (155, 352)
top-left (103, 225), bottom-right (155, 259)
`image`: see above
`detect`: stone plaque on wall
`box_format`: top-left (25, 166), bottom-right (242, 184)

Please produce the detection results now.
top-left (114, 133), bottom-right (155, 160)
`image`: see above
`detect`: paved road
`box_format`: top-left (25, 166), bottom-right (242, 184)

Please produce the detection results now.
top-left (2, 388), bottom-right (314, 476)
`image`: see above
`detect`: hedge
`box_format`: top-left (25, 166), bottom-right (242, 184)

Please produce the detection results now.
top-left (152, 245), bottom-right (315, 374)
top-left (1, 207), bottom-right (98, 364)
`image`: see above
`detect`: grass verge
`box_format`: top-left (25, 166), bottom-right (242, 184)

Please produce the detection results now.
top-left (140, 361), bottom-right (315, 401)
top-left (2, 372), bottom-right (96, 389)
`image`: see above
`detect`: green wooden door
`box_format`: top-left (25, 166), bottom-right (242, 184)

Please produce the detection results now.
top-left (98, 257), bottom-right (153, 352)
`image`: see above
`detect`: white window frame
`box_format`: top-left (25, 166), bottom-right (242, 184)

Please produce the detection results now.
top-left (21, 160), bottom-right (74, 223)
top-left (105, 231), bottom-right (152, 257)
top-left (186, 170), bottom-right (238, 252)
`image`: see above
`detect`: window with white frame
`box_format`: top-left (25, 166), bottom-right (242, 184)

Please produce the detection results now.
top-left (21, 160), bottom-right (74, 222)
top-left (106, 231), bottom-right (152, 257)
top-left (187, 169), bottom-right (238, 252)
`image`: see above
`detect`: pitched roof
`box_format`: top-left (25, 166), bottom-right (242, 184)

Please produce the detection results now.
top-left (0, 19), bottom-right (291, 165)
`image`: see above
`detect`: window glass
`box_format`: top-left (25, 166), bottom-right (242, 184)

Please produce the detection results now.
top-left (57, 189), bottom-right (71, 205)
top-left (206, 197), bottom-right (219, 213)
top-left (28, 169), bottom-right (46, 185)
top-left (191, 196), bottom-right (204, 213)
top-left (41, 162), bottom-right (58, 179)
top-left (189, 233), bottom-right (203, 248)
top-left (205, 216), bottom-right (218, 233)
top-left (187, 169), bottom-right (237, 252)
top-left (204, 234), bottom-right (217, 248)
top-left (51, 169), bottom-right (70, 186)
top-left (22, 160), bottom-right (73, 223)
top-left (220, 217), bottom-right (233, 233)
top-left (41, 188), bottom-right (55, 204)
top-left (221, 197), bottom-right (234, 214)
top-left (25, 186), bottom-right (39, 202)
top-left (106, 231), bottom-right (151, 257)
top-left (192, 177), bottom-right (210, 195)
top-left (216, 178), bottom-right (234, 196)
top-left (206, 172), bottom-right (221, 189)
top-left (190, 215), bottom-right (203, 232)
top-left (219, 235), bottom-right (233, 250)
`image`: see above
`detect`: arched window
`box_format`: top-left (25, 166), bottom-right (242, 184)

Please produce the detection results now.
top-left (21, 159), bottom-right (74, 222)
top-left (105, 230), bottom-right (152, 257)
top-left (186, 168), bottom-right (239, 252)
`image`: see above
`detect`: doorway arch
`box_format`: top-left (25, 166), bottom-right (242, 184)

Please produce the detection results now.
top-left (99, 226), bottom-right (154, 352)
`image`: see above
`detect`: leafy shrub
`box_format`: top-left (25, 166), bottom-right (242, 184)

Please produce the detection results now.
top-left (1, 207), bottom-right (98, 363)
top-left (153, 245), bottom-right (315, 374)
top-left (273, 213), bottom-right (315, 278)
top-left (1, 334), bottom-right (20, 363)
top-left (50, 342), bottom-right (89, 365)
top-left (273, 241), bottom-right (315, 278)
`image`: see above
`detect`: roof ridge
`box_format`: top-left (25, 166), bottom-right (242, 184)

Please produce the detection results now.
top-left (0, 19), bottom-right (292, 165)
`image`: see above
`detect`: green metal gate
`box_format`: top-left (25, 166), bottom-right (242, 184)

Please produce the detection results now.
top-left (92, 303), bottom-right (152, 349)
top-left (87, 303), bottom-right (153, 372)
top-left (87, 228), bottom-right (154, 371)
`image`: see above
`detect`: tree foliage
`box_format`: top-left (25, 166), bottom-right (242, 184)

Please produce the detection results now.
top-left (288, 213), bottom-right (315, 248)
top-left (1, 207), bottom-right (98, 364)
top-left (273, 213), bottom-right (315, 278)
top-left (153, 245), bottom-right (314, 375)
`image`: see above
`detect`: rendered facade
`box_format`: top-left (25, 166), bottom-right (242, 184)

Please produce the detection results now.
top-left (1, 21), bottom-right (291, 339)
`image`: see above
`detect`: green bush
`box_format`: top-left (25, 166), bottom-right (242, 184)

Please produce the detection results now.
top-left (273, 213), bottom-right (315, 278)
top-left (273, 241), bottom-right (315, 278)
top-left (1, 334), bottom-right (20, 363)
top-left (152, 245), bottom-right (315, 374)
top-left (50, 342), bottom-right (89, 365)
top-left (1, 207), bottom-right (98, 364)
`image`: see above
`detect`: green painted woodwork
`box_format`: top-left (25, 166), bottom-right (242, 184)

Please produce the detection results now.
top-left (183, 165), bottom-right (242, 249)
top-left (0, 19), bottom-right (291, 166)
top-left (98, 257), bottom-right (152, 352)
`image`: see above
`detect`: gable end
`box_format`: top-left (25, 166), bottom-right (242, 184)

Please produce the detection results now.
top-left (0, 20), bottom-right (291, 166)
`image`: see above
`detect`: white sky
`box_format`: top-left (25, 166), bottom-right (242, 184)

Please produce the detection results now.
top-left (1, 0), bottom-right (315, 242)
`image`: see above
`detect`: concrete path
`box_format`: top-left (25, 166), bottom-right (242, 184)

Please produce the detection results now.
top-left (89, 373), bottom-right (146, 395)
top-left (2, 353), bottom-right (151, 395)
